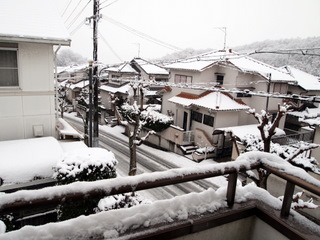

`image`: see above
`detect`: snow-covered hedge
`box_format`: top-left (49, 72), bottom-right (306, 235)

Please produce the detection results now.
top-left (54, 148), bottom-right (118, 184)
top-left (53, 148), bottom-right (118, 220)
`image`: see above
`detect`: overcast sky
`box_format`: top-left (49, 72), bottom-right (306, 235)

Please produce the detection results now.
top-left (55, 0), bottom-right (320, 64)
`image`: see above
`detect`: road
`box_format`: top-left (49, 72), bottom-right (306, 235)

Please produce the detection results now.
top-left (64, 114), bottom-right (218, 201)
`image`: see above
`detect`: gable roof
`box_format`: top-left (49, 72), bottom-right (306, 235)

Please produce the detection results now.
top-left (106, 62), bottom-right (138, 74)
top-left (100, 83), bottom-right (131, 94)
top-left (131, 58), bottom-right (169, 75)
top-left (0, 0), bottom-right (70, 45)
top-left (164, 50), bottom-right (296, 82)
top-left (168, 91), bottom-right (250, 111)
top-left (280, 66), bottom-right (320, 91)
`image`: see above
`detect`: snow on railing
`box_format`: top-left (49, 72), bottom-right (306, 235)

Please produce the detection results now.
top-left (0, 152), bottom-right (320, 221)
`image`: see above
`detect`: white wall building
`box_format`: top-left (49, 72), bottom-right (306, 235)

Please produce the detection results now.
top-left (0, 0), bottom-right (70, 141)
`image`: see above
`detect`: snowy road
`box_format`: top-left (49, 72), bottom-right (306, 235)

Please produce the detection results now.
top-left (64, 114), bottom-right (220, 201)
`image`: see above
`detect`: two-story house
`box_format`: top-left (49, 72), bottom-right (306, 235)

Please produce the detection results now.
top-left (0, 0), bottom-right (71, 141)
top-left (160, 50), bottom-right (296, 157)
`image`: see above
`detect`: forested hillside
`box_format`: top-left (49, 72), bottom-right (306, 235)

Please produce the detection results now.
top-left (235, 37), bottom-right (320, 76)
top-left (158, 37), bottom-right (320, 77)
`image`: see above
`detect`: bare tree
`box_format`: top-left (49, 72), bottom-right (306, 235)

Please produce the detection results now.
top-left (245, 104), bottom-right (319, 189)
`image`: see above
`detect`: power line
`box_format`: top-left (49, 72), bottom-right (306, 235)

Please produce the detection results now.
top-left (252, 48), bottom-right (320, 57)
top-left (99, 0), bottom-right (120, 10)
top-left (98, 31), bottom-right (123, 62)
top-left (64, 0), bottom-right (85, 23)
top-left (101, 16), bottom-right (182, 51)
top-left (67, 0), bottom-right (92, 30)
top-left (70, 19), bottom-right (86, 35)
top-left (62, 0), bottom-right (74, 17)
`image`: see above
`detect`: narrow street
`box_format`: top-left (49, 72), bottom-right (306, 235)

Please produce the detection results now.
top-left (64, 114), bottom-right (218, 201)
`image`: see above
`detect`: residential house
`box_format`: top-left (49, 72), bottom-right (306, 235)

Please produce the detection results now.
top-left (160, 50), bottom-right (296, 157)
top-left (0, 0), bottom-right (70, 141)
top-left (281, 65), bottom-right (320, 108)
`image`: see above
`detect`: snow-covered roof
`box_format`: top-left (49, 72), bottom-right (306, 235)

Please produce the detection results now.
top-left (216, 124), bottom-right (285, 141)
top-left (280, 66), bottom-right (320, 91)
top-left (106, 62), bottom-right (138, 74)
top-left (289, 107), bottom-right (320, 127)
top-left (165, 50), bottom-right (295, 82)
top-left (0, 0), bottom-right (70, 45)
top-left (57, 64), bottom-right (88, 74)
top-left (132, 58), bottom-right (169, 75)
top-left (168, 91), bottom-right (250, 111)
top-left (59, 80), bottom-right (89, 90)
top-left (100, 83), bottom-right (131, 94)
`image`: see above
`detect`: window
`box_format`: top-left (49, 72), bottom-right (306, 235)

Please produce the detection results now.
top-left (273, 83), bottom-right (287, 94)
top-left (215, 73), bottom-right (224, 85)
top-left (203, 114), bottom-right (214, 126)
top-left (191, 111), bottom-right (202, 123)
top-left (174, 74), bottom-right (192, 84)
top-left (0, 43), bottom-right (18, 87)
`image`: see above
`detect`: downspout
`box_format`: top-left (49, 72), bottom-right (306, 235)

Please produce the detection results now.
top-left (54, 45), bottom-right (61, 135)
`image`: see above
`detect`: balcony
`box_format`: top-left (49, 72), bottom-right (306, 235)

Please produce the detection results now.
top-left (0, 152), bottom-right (319, 239)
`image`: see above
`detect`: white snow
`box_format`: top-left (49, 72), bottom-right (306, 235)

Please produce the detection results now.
top-left (0, 221), bottom-right (5, 235)
top-left (54, 148), bottom-right (117, 180)
top-left (281, 65), bottom-right (320, 91)
top-left (0, 137), bottom-right (64, 184)
top-left (56, 118), bottom-right (84, 139)
top-left (100, 83), bottom-right (131, 94)
top-left (133, 58), bottom-right (169, 75)
top-left (217, 124), bottom-right (285, 141)
top-left (1, 183), bottom-right (320, 239)
top-left (0, 0), bottom-right (70, 44)
top-left (165, 50), bottom-right (296, 82)
top-left (168, 91), bottom-right (250, 111)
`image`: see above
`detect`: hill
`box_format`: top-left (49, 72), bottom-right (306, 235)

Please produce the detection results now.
top-left (235, 37), bottom-right (320, 77)
top-left (157, 37), bottom-right (320, 77)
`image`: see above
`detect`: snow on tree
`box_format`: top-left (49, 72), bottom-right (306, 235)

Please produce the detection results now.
top-left (57, 85), bottom-right (69, 119)
top-left (118, 82), bottom-right (173, 176)
top-left (243, 104), bottom-right (320, 189)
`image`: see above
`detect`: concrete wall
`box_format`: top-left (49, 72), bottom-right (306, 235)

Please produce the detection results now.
top-left (0, 42), bottom-right (56, 141)
top-left (173, 216), bottom-right (288, 240)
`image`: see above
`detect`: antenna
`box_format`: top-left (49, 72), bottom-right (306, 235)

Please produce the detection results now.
top-left (214, 27), bottom-right (227, 50)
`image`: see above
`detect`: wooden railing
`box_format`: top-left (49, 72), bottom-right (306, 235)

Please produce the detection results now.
top-left (1, 159), bottom-right (319, 222)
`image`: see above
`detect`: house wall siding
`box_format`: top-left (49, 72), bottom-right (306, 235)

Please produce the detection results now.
top-left (0, 42), bottom-right (55, 141)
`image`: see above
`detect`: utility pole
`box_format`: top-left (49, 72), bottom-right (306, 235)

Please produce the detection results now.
top-left (92, 0), bottom-right (100, 147)
top-left (88, 60), bottom-right (94, 147)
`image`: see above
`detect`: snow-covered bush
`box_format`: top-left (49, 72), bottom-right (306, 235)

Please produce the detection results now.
top-left (54, 148), bottom-right (117, 184)
top-left (121, 103), bottom-right (173, 132)
top-left (53, 148), bottom-right (118, 220)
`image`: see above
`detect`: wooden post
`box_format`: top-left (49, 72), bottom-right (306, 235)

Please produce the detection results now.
top-left (227, 172), bottom-right (238, 207)
top-left (281, 181), bottom-right (295, 218)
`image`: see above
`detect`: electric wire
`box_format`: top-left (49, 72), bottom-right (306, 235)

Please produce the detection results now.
top-left (101, 16), bottom-right (181, 51)
top-left (70, 19), bottom-right (86, 35)
top-left (62, 0), bottom-right (74, 17)
top-left (64, 0), bottom-right (85, 24)
top-left (98, 31), bottom-right (123, 62)
top-left (67, 0), bottom-right (92, 30)
top-left (99, 0), bottom-right (120, 10)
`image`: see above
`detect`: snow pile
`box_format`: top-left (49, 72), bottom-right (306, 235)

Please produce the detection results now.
top-left (54, 148), bottom-right (118, 184)
top-left (0, 221), bottom-right (5, 235)
top-left (0, 137), bottom-right (64, 184)
top-left (236, 151), bottom-right (320, 187)
top-left (98, 193), bottom-right (151, 211)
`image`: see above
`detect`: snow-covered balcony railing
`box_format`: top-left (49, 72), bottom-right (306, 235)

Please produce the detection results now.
top-left (0, 152), bottom-right (320, 239)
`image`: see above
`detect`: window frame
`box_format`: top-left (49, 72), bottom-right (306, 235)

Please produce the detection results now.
top-left (0, 43), bottom-right (19, 88)
top-left (174, 74), bottom-right (192, 84)
top-left (191, 110), bottom-right (203, 123)
top-left (215, 73), bottom-right (225, 85)
top-left (203, 114), bottom-right (214, 127)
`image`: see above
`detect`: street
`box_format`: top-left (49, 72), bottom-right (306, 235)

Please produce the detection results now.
top-left (64, 114), bottom-right (219, 201)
